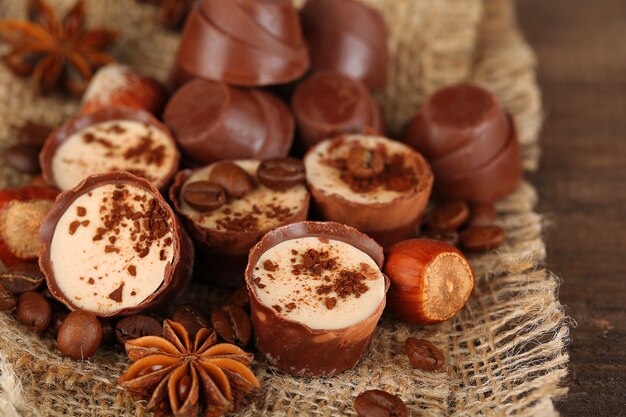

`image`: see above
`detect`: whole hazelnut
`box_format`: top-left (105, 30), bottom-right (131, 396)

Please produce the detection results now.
top-left (57, 310), bottom-right (103, 360)
top-left (383, 239), bottom-right (474, 324)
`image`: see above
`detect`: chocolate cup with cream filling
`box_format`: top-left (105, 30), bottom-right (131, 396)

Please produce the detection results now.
top-left (300, 0), bottom-right (388, 90)
top-left (40, 107), bottom-right (180, 192)
top-left (169, 167), bottom-right (310, 287)
top-left (434, 115), bottom-right (522, 202)
top-left (172, 5), bottom-right (308, 88)
top-left (304, 135), bottom-right (434, 248)
top-left (402, 83), bottom-right (509, 160)
top-left (39, 172), bottom-right (194, 318)
top-left (291, 72), bottom-right (383, 151)
top-left (244, 221), bottom-right (389, 377)
top-left (163, 79), bottom-right (294, 167)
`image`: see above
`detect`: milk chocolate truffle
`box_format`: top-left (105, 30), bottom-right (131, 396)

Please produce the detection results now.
top-left (170, 159), bottom-right (310, 286)
top-left (39, 172), bottom-right (194, 317)
top-left (245, 221), bottom-right (388, 377)
top-left (300, 0), bottom-right (388, 90)
top-left (80, 64), bottom-right (166, 116)
top-left (304, 134), bottom-right (433, 248)
top-left (163, 79), bottom-right (294, 166)
top-left (291, 72), bottom-right (383, 151)
top-left (40, 107), bottom-right (179, 192)
top-left (170, 0), bottom-right (309, 88)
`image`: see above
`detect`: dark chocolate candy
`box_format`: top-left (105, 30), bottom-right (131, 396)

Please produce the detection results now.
top-left (163, 79), bottom-right (294, 167)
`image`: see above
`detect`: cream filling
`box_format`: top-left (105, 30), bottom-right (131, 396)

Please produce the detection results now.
top-left (252, 237), bottom-right (385, 330)
top-left (305, 134), bottom-right (416, 205)
top-left (49, 183), bottom-right (175, 315)
top-left (52, 119), bottom-right (177, 190)
top-left (179, 160), bottom-right (308, 232)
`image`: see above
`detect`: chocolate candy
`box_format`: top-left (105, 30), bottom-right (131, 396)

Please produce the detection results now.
top-left (403, 84), bottom-right (522, 202)
top-left (39, 172), bottom-right (194, 317)
top-left (170, 0), bottom-right (308, 88)
top-left (291, 72), bottom-right (383, 150)
top-left (300, 0), bottom-right (389, 90)
top-left (163, 79), bottom-right (294, 166)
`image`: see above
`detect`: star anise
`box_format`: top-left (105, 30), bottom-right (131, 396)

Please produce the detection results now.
top-left (118, 320), bottom-right (263, 417)
top-left (137, 0), bottom-right (193, 30)
top-left (0, 0), bottom-right (117, 96)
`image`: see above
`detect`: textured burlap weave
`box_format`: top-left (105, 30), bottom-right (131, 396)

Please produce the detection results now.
top-left (0, 0), bottom-right (569, 415)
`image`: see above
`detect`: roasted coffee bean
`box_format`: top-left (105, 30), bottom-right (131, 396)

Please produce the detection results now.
top-left (354, 389), bottom-right (408, 417)
top-left (405, 337), bottom-right (446, 371)
top-left (211, 304), bottom-right (251, 346)
top-left (115, 315), bottom-right (163, 347)
top-left (459, 225), bottom-right (505, 252)
top-left (257, 157), bottom-right (306, 190)
top-left (426, 201), bottom-right (469, 232)
top-left (171, 304), bottom-right (211, 338)
top-left (50, 310), bottom-right (68, 336)
top-left (421, 230), bottom-right (459, 246)
top-left (225, 285), bottom-right (250, 310)
top-left (182, 181), bottom-right (226, 212)
top-left (346, 146), bottom-right (385, 179)
top-left (17, 291), bottom-right (52, 332)
top-left (0, 283), bottom-right (16, 311)
top-left (0, 263), bottom-right (45, 294)
top-left (57, 310), bottom-right (103, 360)
top-left (100, 318), bottom-right (115, 344)
top-left (3, 144), bottom-right (41, 174)
top-left (17, 122), bottom-right (52, 148)
top-left (209, 161), bottom-right (255, 198)
top-left (468, 202), bottom-right (498, 227)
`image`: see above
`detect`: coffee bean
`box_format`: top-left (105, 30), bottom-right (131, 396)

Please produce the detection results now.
top-left (209, 161), bottom-right (254, 198)
top-left (17, 122), bottom-right (52, 148)
top-left (468, 202), bottom-right (497, 227)
top-left (211, 304), bottom-right (251, 346)
top-left (4, 144), bottom-right (41, 174)
top-left (346, 146), bottom-right (385, 179)
top-left (426, 201), bottom-right (469, 232)
top-left (115, 315), bottom-right (163, 347)
top-left (257, 157), bottom-right (306, 190)
top-left (405, 337), bottom-right (446, 371)
top-left (171, 304), bottom-right (211, 338)
top-left (182, 181), bottom-right (226, 212)
top-left (17, 291), bottom-right (52, 332)
top-left (421, 230), bottom-right (459, 246)
top-left (225, 285), bottom-right (250, 310)
top-left (100, 318), bottom-right (115, 344)
top-left (0, 283), bottom-right (16, 311)
top-left (354, 390), bottom-right (408, 417)
top-left (57, 310), bottom-right (102, 360)
top-left (459, 226), bottom-right (505, 252)
top-left (0, 263), bottom-right (45, 294)
top-left (50, 310), bottom-right (68, 336)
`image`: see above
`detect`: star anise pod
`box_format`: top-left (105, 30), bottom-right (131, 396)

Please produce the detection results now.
top-left (137, 0), bottom-right (194, 30)
top-left (119, 320), bottom-right (263, 417)
top-left (0, 0), bottom-right (117, 96)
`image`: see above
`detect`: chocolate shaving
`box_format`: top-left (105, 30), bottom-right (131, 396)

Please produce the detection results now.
top-left (108, 282), bottom-right (125, 303)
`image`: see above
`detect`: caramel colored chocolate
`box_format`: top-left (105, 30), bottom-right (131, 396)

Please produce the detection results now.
top-left (244, 221), bottom-right (389, 376)
top-left (163, 79), bottom-right (294, 166)
top-left (170, 2), bottom-right (308, 88)
top-left (291, 72), bottom-right (383, 150)
top-left (39, 172), bottom-right (194, 317)
top-left (300, 0), bottom-right (388, 90)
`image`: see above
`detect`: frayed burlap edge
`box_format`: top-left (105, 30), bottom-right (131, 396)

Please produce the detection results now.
top-left (0, 0), bottom-right (570, 416)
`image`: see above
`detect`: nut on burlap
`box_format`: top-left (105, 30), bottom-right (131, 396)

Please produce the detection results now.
top-left (0, 0), bottom-right (568, 416)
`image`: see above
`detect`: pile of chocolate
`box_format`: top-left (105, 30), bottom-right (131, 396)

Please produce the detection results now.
top-left (0, 0), bottom-right (523, 416)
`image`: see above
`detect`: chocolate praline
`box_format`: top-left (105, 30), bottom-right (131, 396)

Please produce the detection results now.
top-left (39, 172), bottom-right (194, 317)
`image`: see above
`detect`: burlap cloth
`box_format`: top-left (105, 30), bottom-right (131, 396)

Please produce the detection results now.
top-left (0, 0), bottom-right (569, 415)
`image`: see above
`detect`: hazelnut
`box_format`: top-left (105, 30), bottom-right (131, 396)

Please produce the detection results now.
top-left (383, 239), bottom-right (474, 324)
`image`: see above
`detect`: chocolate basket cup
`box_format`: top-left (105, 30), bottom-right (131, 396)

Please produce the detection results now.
top-left (403, 84), bottom-right (509, 159)
top-left (434, 115), bottom-right (522, 202)
top-left (163, 79), bottom-right (294, 166)
top-left (244, 221), bottom-right (389, 377)
top-left (40, 107), bottom-right (180, 192)
top-left (174, 6), bottom-right (308, 87)
top-left (39, 172), bottom-right (194, 318)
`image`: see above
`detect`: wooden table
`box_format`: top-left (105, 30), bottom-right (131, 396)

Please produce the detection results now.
top-left (516, 1), bottom-right (626, 415)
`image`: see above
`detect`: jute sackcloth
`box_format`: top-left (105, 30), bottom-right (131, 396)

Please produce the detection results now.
top-left (0, 0), bottom-right (569, 416)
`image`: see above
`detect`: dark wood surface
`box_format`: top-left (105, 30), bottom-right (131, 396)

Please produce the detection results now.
top-left (516, 1), bottom-right (626, 416)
